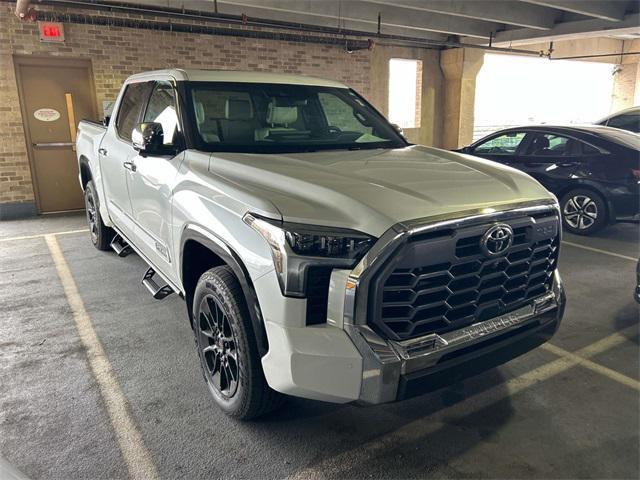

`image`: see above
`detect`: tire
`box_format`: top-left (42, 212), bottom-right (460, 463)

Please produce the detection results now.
top-left (192, 266), bottom-right (283, 420)
top-left (84, 180), bottom-right (114, 250)
top-left (560, 188), bottom-right (608, 236)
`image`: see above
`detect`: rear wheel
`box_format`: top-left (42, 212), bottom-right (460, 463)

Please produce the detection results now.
top-left (84, 180), bottom-right (113, 250)
top-left (193, 266), bottom-right (283, 420)
top-left (560, 189), bottom-right (608, 235)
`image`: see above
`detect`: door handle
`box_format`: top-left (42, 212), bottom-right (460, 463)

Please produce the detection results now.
top-left (123, 161), bottom-right (137, 172)
top-left (98, 148), bottom-right (108, 156)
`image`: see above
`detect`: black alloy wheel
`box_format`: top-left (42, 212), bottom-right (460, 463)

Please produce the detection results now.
top-left (196, 294), bottom-right (240, 399)
top-left (192, 266), bottom-right (284, 420)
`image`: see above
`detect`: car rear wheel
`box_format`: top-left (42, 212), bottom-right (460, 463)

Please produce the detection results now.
top-left (192, 266), bottom-right (283, 420)
top-left (560, 189), bottom-right (607, 235)
top-left (84, 180), bottom-right (114, 250)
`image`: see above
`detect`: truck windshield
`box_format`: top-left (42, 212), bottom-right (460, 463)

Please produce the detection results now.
top-left (185, 82), bottom-right (408, 153)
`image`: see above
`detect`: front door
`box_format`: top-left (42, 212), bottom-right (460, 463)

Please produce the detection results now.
top-left (15, 57), bottom-right (97, 213)
top-left (127, 80), bottom-right (183, 284)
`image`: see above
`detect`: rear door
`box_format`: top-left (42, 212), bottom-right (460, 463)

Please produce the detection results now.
top-left (512, 132), bottom-right (583, 194)
top-left (100, 81), bottom-right (153, 238)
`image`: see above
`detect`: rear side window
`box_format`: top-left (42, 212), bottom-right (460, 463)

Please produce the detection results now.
top-left (607, 114), bottom-right (640, 133)
top-left (115, 82), bottom-right (153, 142)
top-left (523, 133), bottom-right (576, 156)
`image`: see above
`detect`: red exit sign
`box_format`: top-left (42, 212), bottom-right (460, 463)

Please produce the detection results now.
top-left (38, 21), bottom-right (65, 43)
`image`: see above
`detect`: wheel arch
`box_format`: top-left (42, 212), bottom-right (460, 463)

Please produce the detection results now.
top-left (180, 225), bottom-right (269, 357)
top-left (79, 155), bottom-right (92, 190)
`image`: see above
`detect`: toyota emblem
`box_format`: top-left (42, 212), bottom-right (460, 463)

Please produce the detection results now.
top-left (480, 224), bottom-right (513, 257)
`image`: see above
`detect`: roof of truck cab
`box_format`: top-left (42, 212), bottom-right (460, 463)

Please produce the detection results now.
top-left (125, 69), bottom-right (349, 88)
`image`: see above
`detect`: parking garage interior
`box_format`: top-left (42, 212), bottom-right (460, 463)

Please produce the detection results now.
top-left (1, 1), bottom-right (639, 479)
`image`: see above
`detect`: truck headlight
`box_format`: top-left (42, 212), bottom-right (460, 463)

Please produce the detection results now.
top-left (243, 213), bottom-right (374, 297)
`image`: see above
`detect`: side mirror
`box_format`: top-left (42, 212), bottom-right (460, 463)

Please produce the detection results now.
top-left (102, 116), bottom-right (110, 127)
top-left (132, 122), bottom-right (173, 156)
top-left (391, 123), bottom-right (404, 136)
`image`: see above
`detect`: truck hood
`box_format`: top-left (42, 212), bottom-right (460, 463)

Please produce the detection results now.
top-left (209, 145), bottom-right (555, 237)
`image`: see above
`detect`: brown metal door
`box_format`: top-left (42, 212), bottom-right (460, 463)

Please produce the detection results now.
top-left (16, 58), bottom-right (97, 213)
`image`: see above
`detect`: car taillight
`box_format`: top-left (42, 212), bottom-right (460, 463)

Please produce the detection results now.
top-left (632, 169), bottom-right (640, 181)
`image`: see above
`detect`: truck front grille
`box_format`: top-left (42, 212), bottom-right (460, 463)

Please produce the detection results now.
top-left (369, 213), bottom-right (559, 341)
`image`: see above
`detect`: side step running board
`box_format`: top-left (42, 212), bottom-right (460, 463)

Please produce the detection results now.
top-left (142, 267), bottom-right (174, 300)
top-left (110, 234), bottom-right (132, 257)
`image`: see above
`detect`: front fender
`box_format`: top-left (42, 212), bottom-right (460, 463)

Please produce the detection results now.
top-left (179, 224), bottom-right (270, 357)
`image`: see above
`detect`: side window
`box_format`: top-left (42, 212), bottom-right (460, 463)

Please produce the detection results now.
top-left (473, 132), bottom-right (525, 155)
top-left (606, 114), bottom-right (640, 133)
top-left (524, 133), bottom-right (575, 156)
top-left (143, 81), bottom-right (180, 146)
top-left (115, 82), bottom-right (152, 142)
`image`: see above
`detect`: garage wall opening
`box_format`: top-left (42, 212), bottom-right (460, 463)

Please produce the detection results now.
top-left (473, 53), bottom-right (615, 141)
top-left (388, 58), bottom-right (423, 129)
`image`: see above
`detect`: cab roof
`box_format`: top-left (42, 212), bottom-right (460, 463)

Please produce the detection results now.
top-left (125, 69), bottom-right (348, 88)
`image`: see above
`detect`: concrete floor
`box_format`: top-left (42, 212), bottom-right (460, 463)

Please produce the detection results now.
top-left (1, 213), bottom-right (638, 479)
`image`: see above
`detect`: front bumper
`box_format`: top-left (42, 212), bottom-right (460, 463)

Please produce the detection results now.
top-left (344, 270), bottom-right (565, 404)
top-left (256, 200), bottom-right (566, 405)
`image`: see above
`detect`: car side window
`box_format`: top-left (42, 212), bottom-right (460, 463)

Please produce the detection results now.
top-left (523, 133), bottom-right (577, 156)
top-left (115, 82), bottom-right (153, 142)
top-left (143, 81), bottom-right (180, 146)
top-left (473, 132), bottom-right (526, 155)
top-left (607, 114), bottom-right (640, 133)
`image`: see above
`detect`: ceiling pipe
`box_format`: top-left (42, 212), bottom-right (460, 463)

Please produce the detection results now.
top-left (15, 0), bottom-right (30, 19)
top-left (30, 0), bottom-right (545, 57)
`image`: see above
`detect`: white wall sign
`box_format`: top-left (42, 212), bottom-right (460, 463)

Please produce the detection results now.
top-left (34, 108), bottom-right (61, 122)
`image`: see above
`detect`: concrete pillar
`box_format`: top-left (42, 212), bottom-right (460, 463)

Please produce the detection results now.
top-left (611, 62), bottom-right (638, 112)
top-left (440, 48), bottom-right (484, 149)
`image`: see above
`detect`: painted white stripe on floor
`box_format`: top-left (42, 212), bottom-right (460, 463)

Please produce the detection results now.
top-left (45, 234), bottom-right (159, 480)
top-left (542, 342), bottom-right (640, 391)
top-left (562, 240), bottom-right (637, 262)
top-left (288, 325), bottom-right (637, 480)
top-left (0, 229), bottom-right (89, 243)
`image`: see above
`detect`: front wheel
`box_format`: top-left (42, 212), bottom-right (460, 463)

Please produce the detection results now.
top-left (560, 189), bottom-right (608, 235)
top-left (193, 266), bottom-right (283, 420)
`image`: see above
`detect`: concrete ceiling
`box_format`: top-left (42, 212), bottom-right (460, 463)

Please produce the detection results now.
top-left (71, 0), bottom-right (640, 46)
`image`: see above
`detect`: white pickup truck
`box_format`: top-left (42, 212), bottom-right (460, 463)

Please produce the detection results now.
top-left (76, 69), bottom-right (566, 420)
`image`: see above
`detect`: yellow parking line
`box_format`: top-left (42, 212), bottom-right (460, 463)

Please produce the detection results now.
top-left (562, 240), bottom-right (637, 262)
top-left (542, 343), bottom-right (640, 391)
top-left (0, 229), bottom-right (89, 243)
top-left (288, 325), bottom-right (638, 480)
top-left (45, 235), bottom-right (159, 480)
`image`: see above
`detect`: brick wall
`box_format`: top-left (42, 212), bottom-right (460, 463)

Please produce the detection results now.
top-left (0, 3), bottom-right (371, 210)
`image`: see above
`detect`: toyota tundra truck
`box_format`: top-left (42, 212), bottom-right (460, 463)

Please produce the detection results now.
top-left (76, 69), bottom-right (566, 420)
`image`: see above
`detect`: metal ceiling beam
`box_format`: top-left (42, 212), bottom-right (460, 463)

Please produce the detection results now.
top-left (521, 0), bottom-right (628, 22)
top-left (214, 0), bottom-right (501, 39)
top-left (364, 0), bottom-right (558, 30)
top-left (491, 12), bottom-right (640, 46)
